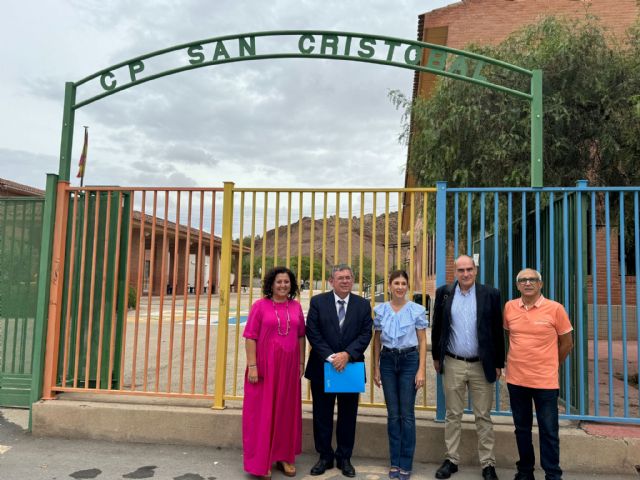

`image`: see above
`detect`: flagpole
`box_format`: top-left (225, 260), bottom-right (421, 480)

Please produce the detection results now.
top-left (78, 126), bottom-right (88, 187)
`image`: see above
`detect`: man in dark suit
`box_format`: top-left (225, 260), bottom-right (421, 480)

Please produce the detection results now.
top-left (304, 264), bottom-right (372, 478)
top-left (431, 255), bottom-right (505, 480)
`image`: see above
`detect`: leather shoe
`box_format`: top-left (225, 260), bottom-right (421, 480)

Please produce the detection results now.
top-left (435, 459), bottom-right (458, 479)
top-left (513, 472), bottom-right (535, 480)
top-left (482, 465), bottom-right (498, 479)
top-left (310, 457), bottom-right (333, 476)
top-left (337, 458), bottom-right (356, 477)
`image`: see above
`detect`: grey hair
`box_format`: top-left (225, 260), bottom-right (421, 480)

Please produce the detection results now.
top-left (516, 268), bottom-right (542, 282)
top-left (454, 254), bottom-right (477, 267)
top-left (331, 264), bottom-right (354, 278)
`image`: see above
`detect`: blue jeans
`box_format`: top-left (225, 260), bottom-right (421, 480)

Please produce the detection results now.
top-left (380, 348), bottom-right (419, 472)
top-left (508, 383), bottom-right (562, 480)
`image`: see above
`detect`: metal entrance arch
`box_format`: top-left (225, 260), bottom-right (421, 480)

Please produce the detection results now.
top-left (55, 30), bottom-right (543, 186)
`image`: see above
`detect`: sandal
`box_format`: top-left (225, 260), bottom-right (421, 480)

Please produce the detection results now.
top-left (389, 466), bottom-right (401, 478)
top-left (259, 471), bottom-right (271, 480)
top-left (276, 461), bottom-right (296, 477)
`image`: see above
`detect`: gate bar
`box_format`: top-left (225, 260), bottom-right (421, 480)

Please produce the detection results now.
top-left (212, 182), bottom-right (234, 409)
top-left (41, 181), bottom-right (71, 399)
top-left (29, 174), bottom-right (58, 428)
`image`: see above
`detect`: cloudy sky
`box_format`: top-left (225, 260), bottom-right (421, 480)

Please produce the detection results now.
top-left (1, 0), bottom-right (457, 191)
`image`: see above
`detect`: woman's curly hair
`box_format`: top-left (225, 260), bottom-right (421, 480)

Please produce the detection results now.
top-left (262, 266), bottom-right (299, 300)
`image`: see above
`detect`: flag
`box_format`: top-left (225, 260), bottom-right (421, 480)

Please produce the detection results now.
top-left (77, 127), bottom-right (88, 179)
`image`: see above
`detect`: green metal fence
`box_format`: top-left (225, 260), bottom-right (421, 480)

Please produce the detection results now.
top-left (57, 191), bottom-right (130, 389)
top-left (0, 198), bottom-right (44, 407)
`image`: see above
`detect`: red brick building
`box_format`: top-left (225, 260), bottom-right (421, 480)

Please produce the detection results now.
top-left (407, 0), bottom-right (639, 194)
top-left (412, 0), bottom-right (638, 105)
top-left (0, 178), bottom-right (45, 197)
top-left (406, 1), bottom-right (640, 332)
top-left (128, 210), bottom-right (246, 297)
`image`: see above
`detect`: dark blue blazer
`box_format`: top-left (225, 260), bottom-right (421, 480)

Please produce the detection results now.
top-left (431, 281), bottom-right (505, 383)
top-left (304, 291), bottom-right (372, 383)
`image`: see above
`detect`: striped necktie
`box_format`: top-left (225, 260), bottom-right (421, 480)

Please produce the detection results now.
top-left (337, 299), bottom-right (346, 329)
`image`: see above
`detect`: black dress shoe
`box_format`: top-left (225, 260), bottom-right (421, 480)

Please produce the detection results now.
top-left (435, 459), bottom-right (458, 479)
top-left (482, 465), bottom-right (498, 479)
top-left (310, 457), bottom-right (334, 476)
top-left (337, 458), bottom-right (356, 477)
top-left (513, 472), bottom-right (535, 480)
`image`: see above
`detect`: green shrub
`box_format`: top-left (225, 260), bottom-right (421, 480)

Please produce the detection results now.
top-left (128, 286), bottom-right (137, 309)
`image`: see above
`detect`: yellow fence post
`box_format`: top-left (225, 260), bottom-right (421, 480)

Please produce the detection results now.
top-left (212, 181), bottom-right (235, 410)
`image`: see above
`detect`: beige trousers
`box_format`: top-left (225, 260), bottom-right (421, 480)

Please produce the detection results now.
top-left (442, 356), bottom-right (496, 467)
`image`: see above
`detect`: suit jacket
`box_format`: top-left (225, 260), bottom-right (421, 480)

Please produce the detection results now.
top-left (431, 281), bottom-right (505, 383)
top-left (304, 291), bottom-right (373, 383)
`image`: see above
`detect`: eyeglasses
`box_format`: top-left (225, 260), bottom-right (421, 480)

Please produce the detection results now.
top-left (516, 277), bottom-right (540, 284)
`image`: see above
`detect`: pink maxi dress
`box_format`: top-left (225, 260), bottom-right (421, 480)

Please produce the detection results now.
top-left (242, 297), bottom-right (305, 476)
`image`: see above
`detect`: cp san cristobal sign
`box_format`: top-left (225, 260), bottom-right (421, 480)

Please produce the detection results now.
top-left (61, 31), bottom-right (542, 186)
top-left (74, 31), bottom-right (533, 108)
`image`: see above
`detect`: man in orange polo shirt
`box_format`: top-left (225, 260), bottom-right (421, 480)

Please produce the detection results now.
top-left (503, 268), bottom-right (573, 480)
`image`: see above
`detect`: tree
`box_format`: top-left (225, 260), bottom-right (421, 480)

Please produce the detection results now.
top-left (351, 255), bottom-right (383, 286)
top-left (392, 15), bottom-right (640, 188)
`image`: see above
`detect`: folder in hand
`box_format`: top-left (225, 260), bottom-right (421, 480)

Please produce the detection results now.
top-left (324, 362), bottom-right (365, 393)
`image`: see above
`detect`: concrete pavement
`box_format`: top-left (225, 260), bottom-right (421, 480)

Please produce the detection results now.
top-left (4, 407), bottom-right (639, 480)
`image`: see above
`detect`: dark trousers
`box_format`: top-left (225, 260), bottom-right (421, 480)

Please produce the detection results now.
top-left (508, 383), bottom-right (562, 480)
top-left (310, 380), bottom-right (359, 461)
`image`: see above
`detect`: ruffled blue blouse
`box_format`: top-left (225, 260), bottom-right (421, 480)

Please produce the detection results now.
top-left (373, 301), bottom-right (428, 349)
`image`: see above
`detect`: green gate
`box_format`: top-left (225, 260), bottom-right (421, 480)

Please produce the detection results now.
top-left (0, 198), bottom-right (44, 407)
top-left (57, 191), bottom-right (130, 389)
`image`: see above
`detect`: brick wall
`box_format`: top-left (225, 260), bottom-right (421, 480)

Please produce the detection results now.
top-left (587, 227), bottom-right (638, 307)
top-left (422, 0), bottom-right (639, 50)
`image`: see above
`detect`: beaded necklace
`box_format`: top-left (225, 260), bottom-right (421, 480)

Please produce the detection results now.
top-left (272, 299), bottom-right (290, 336)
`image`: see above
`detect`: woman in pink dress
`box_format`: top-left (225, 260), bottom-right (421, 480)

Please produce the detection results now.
top-left (242, 266), bottom-right (306, 479)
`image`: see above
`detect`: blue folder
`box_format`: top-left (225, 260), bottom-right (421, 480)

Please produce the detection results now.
top-left (324, 362), bottom-right (365, 393)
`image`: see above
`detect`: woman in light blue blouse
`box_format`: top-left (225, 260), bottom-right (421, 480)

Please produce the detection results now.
top-left (373, 270), bottom-right (428, 480)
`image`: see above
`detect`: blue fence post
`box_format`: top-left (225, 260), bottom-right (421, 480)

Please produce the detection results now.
top-left (575, 180), bottom-right (587, 415)
top-left (435, 181), bottom-right (447, 422)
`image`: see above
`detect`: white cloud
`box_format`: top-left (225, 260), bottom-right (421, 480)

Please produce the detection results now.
top-left (1, 0), bottom-right (456, 190)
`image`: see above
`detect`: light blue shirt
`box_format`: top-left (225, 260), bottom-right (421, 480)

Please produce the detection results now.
top-left (373, 301), bottom-right (428, 349)
top-left (448, 284), bottom-right (478, 357)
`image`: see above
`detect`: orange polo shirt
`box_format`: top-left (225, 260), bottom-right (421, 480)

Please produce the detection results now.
top-left (503, 295), bottom-right (573, 389)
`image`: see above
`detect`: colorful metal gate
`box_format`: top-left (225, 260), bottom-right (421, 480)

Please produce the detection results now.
top-left (0, 197), bottom-right (44, 407)
top-left (39, 184), bottom-right (437, 411)
top-left (29, 180), bottom-right (640, 424)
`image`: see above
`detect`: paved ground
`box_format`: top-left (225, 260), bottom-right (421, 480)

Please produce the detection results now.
top-left (1, 408), bottom-right (638, 480)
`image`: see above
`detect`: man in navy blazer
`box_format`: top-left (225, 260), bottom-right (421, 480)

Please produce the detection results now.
top-left (305, 264), bottom-right (372, 478)
top-left (431, 255), bottom-right (505, 480)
